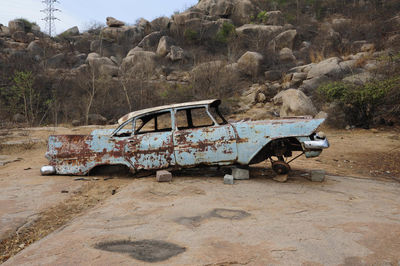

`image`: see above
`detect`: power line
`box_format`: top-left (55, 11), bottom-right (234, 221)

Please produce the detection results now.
top-left (41, 0), bottom-right (60, 36)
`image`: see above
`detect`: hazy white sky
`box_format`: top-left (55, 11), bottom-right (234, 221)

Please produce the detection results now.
top-left (0, 0), bottom-right (198, 34)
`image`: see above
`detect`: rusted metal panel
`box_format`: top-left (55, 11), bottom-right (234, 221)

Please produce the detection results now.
top-left (173, 124), bottom-right (237, 167)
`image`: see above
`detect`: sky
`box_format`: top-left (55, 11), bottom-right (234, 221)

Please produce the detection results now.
top-left (0, 0), bottom-right (198, 34)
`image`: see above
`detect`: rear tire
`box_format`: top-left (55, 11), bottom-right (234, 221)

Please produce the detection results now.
top-left (272, 161), bottom-right (291, 175)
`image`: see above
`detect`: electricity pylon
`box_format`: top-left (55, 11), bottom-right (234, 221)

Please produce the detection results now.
top-left (41, 0), bottom-right (60, 36)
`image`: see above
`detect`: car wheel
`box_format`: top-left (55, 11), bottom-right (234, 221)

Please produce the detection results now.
top-left (272, 161), bottom-right (291, 175)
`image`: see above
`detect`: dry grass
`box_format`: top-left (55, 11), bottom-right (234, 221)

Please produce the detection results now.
top-left (309, 50), bottom-right (325, 63)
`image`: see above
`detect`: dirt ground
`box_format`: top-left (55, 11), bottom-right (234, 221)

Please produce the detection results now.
top-left (0, 125), bottom-right (400, 265)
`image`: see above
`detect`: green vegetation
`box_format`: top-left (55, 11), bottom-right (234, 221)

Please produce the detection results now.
top-left (215, 22), bottom-right (235, 44)
top-left (16, 18), bottom-right (38, 32)
top-left (318, 77), bottom-right (400, 126)
top-left (184, 29), bottom-right (199, 42)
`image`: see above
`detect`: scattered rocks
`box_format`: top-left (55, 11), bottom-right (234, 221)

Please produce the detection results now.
top-left (12, 31), bottom-right (34, 43)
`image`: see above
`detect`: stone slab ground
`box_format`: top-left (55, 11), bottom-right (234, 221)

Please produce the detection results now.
top-left (3, 173), bottom-right (400, 265)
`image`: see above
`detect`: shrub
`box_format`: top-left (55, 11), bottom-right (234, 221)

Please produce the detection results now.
top-left (318, 77), bottom-right (400, 127)
top-left (184, 29), bottom-right (199, 42)
top-left (215, 22), bottom-right (236, 44)
top-left (16, 18), bottom-right (38, 32)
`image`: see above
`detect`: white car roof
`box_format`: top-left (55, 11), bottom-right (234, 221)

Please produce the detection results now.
top-left (118, 99), bottom-right (220, 125)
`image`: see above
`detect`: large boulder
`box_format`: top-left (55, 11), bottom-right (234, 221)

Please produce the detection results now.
top-left (8, 20), bottom-right (25, 33)
top-left (106, 17), bottom-right (125, 27)
top-left (270, 29), bottom-right (297, 51)
top-left (61, 26), bottom-right (79, 36)
top-left (90, 39), bottom-right (126, 59)
top-left (150, 16), bottom-right (171, 32)
top-left (27, 40), bottom-right (43, 56)
top-left (173, 11), bottom-right (205, 25)
top-left (121, 50), bottom-right (157, 73)
top-left (47, 53), bottom-right (67, 68)
top-left (307, 57), bottom-right (343, 79)
top-left (0, 25), bottom-right (10, 36)
top-left (138, 31), bottom-right (163, 50)
top-left (279, 48), bottom-right (296, 63)
top-left (101, 26), bottom-right (144, 45)
top-left (86, 53), bottom-right (119, 77)
top-left (237, 51), bottom-right (264, 77)
top-left (196, 0), bottom-right (258, 25)
top-left (273, 89), bottom-right (317, 117)
top-left (156, 36), bottom-right (175, 57)
top-left (236, 24), bottom-right (283, 41)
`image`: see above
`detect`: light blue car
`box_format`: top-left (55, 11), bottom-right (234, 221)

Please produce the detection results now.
top-left (41, 99), bottom-right (329, 176)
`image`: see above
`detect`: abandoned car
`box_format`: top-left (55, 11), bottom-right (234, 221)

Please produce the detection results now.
top-left (41, 99), bottom-right (329, 176)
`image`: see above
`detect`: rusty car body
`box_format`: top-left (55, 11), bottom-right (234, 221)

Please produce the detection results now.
top-left (41, 99), bottom-right (329, 176)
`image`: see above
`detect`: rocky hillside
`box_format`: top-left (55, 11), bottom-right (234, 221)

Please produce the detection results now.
top-left (0, 0), bottom-right (399, 128)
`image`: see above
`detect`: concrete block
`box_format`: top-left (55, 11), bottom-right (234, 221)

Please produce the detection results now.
top-left (232, 167), bottom-right (250, 180)
top-left (273, 174), bottom-right (288, 183)
top-left (310, 170), bottom-right (325, 182)
top-left (156, 170), bottom-right (172, 182)
top-left (224, 174), bottom-right (234, 185)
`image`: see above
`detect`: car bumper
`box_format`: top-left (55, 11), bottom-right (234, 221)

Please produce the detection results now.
top-left (303, 138), bottom-right (330, 150)
top-left (41, 165), bottom-right (56, 175)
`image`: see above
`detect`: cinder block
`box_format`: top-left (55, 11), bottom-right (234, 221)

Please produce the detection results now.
top-left (310, 170), bottom-right (325, 182)
top-left (224, 174), bottom-right (234, 185)
top-left (232, 167), bottom-right (250, 180)
top-left (156, 170), bottom-right (172, 182)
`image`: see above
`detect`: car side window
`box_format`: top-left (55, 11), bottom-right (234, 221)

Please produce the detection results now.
top-left (135, 111), bottom-right (172, 134)
top-left (175, 107), bottom-right (215, 130)
top-left (114, 122), bottom-right (133, 137)
top-left (175, 109), bottom-right (189, 130)
top-left (191, 107), bottom-right (214, 127)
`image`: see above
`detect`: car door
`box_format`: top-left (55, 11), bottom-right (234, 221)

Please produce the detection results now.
top-left (173, 106), bottom-right (237, 167)
top-left (125, 111), bottom-right (175, 170)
